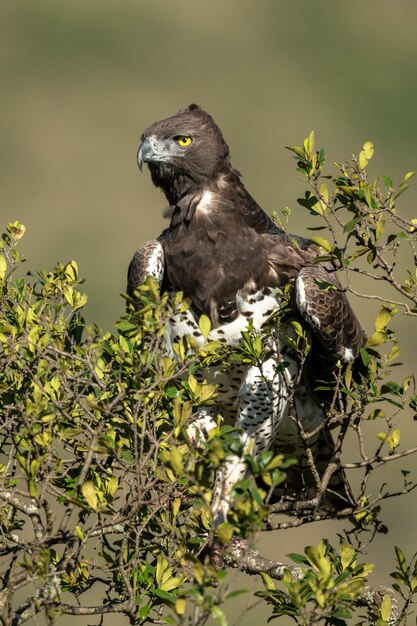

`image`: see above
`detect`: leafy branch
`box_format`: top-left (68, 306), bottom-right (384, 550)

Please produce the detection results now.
top-left (1, 131), bottom-right (417, 625)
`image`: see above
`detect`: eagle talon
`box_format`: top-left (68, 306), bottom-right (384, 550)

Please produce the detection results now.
top-left (207, 537), bottom-right (250, 571)
top-left (209, 541), bottom-right (227, 570)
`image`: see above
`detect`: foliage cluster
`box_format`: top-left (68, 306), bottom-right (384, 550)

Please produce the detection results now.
top-left (1, 137), bottom-right (417, 625)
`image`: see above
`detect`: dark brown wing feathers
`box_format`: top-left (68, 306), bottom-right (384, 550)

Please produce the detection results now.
top-left (132, 104), bottom-right (365, 360)
top-left (295, 265), bottom-right (366, 361)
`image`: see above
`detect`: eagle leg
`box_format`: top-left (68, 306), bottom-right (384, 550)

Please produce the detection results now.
top-left (211, 356), bottom-right (296, 526)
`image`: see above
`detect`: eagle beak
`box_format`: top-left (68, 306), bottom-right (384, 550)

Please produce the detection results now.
top-left (137, 137), bottom-right (172, 171)
top-left (137, 139), bottom-right (152, 172)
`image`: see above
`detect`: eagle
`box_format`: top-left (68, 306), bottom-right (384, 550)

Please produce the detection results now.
top-left (128, 104), bottom-right (365, 525)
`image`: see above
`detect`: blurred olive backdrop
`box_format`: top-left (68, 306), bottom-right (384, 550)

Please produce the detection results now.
top-left (2, 1), bottom-right (417, 624)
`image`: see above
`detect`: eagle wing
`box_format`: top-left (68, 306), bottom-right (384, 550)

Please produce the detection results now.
top-left (295, 264), bottom-right (365, 362)
top-left (127, 239), bottom-right (165, 297)
top-left (127, 235), bottom-right (365, 363)
top-left (263, 232), bottom-right (365, 362)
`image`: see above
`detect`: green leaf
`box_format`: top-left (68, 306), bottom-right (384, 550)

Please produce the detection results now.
top-left (65, 260), bottom-right (78, 281)
top-left (305, 545), bottom-right (331, 579)
top-left (359, 140), bottom-right (374, 169)
top-left (358, 563), bottom-right (375, 577)
top-left (391, 428), bottom-right (401, 448)
top-left (260, 572), bottom-right (276, 591)
top-left (340, 540), bottom-right (356, 571)
top-left (165, 386), bottom-right (180, 398)
top-left (139, 605), bottom-right (152, 620)
top-left (63, 285), bottom-right (74, 306)
top-left (152, 588), bottom-right (177, 603)
top-left (198, 314), bottom-right (211, 339)
top-left (402, 171), bottom-right (415, 184)
top-left (394, 183), bottom-right (410, 200)
top-left (375, 218), bottom-right (385, 241)
top-left (119, 335), bottom-right (130, 353)
top-left (187, 374), bottom-right (198, 395)
top-left (348, 247), bottom-right (369, 261)
top-left (216, 522), bottom-right (234, 544)
top-left (377, 429), bottom-right (401, 451)
top-left (198, 383), bottom-right (217, 403)
top-left (380, 381), bottom-right (402, 395)
top-left (318, 146), bottom-right (326, 166)
top-left (366, 331), bottom-right (388, 347)
top-left (332, 608), bottom-right (352, 619)
top-left (382, 175), bottom-right (393, 188)
top-left (8, 221), bottom-right (26, 240)
top-left (211, 605), bottom-right (227, 626)
top-left (344, 363), bottom-right (353, 389)
top-left (74, 525), bottom-right (86, 542)
top-left (225, 588), bottom-right (249, 600)
top-left (156, 556), bottom-right (169, 587)
top-left (395, 545), bottom-right (408, 576)
top-left (290, 320), bottom-right (304, 336)
top-left (287, 552), bottom-right (309, 564)
top-left (363, 184), bottom-right (373, 207)
top-left (374, 306), bottom-right (396, 332)
top-left (160, 447), bottom-right (184, 475)
top-left (360, 347), bottom-right (370, 366)
top-left (266, 454), bottom-right (285, 471)
top-left (160, 576), bottom-right (182, 592)
top-left (286, 144), bottom-right (305, 158)
top-left (0, 253), bottom-right (7, 280)
top-left (29, 480), bottom-right (39, 496)
top-left (380, 594), bottom-right (392, 621)
top-left (308, 130), bottom-right (315, 153)
top-left (81, 482), bottom-right (98, 510)
top-left (310, 237), bottom-right (332, 252)
top-left (175, 598), bottom-right (186, 616)
top-left (107, 476), bottom-right (119, 497)
top-left (344, 215), bottom-right (363, 233)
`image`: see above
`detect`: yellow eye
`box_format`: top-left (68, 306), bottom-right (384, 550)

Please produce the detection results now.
top-left (177, 136), bottom-right (192, 147)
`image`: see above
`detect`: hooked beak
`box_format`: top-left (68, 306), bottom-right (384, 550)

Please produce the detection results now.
top-left (137, 138), bottom-right (152, 171)
top-left (137, 137), bottom-right (172, 171)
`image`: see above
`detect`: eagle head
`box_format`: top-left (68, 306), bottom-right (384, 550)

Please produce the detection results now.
top-left (137, 104), bottom-right (231, 194)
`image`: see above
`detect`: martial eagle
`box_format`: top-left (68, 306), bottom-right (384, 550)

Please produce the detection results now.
top-left (128, 104), bottom-right (365, 524)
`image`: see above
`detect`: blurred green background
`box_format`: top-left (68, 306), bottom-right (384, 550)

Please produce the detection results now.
top-left (1, 1), bottom-right (417, 624)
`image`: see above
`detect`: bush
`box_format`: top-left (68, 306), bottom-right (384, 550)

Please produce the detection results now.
top-left (1, 137), bottom-right (417, 625)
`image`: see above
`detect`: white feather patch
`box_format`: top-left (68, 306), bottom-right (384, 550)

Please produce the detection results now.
top-left (343, 347), bottom-right (355, 362)
top-left (296, 274), bottom-right (307, 306)
top-left (295, 274), bottom-right (321, 329)
top-left (197, 190), bottom-right (215, 213)
top-left (210, 288), bottom-right (281, 345)
top-left (146, 242), bottom-right (164, 282)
